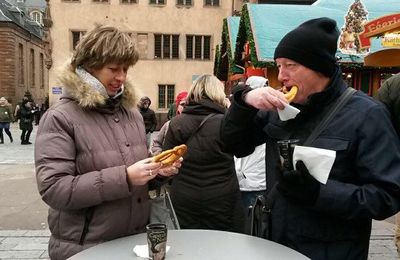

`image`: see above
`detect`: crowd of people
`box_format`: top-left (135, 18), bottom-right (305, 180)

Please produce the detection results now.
top-left (27, 18), bottom-right (400, 260)
top-left (0, 95), bottom-right (47, 145)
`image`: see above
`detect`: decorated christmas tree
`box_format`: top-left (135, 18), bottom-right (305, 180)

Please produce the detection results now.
top-left (341, 0), bottom-right (369, 53)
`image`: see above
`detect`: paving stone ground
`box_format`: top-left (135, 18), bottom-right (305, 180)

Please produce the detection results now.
top-left (0, 221), bottom-right (398, 259)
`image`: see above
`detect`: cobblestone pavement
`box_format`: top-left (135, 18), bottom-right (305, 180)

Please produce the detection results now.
top-left (0, 220), bottom-right (398, 260)
top-left (0, 125), bottom-right (399, 259)
top-left (0, 123), bottom-right (36, 165)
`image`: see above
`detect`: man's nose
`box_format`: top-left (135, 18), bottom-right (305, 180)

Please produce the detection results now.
top-left (277, 68), bottom-right (287, 82)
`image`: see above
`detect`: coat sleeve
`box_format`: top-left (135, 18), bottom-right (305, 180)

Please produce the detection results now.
top-left (220, 90), bottom-right (268, 158)
top-left (376, 75), bottom-right (400, 135)
top-left (35, 109), bottom-right (132, 210)
top-left (151, 120), bottom-right (170, 155)
top-left (376, 78), bottom-right (394, 109)
top-left (315, 104), bottom-right (400, 220)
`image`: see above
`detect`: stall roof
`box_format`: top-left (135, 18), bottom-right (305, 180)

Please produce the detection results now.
top-left (248, 4), bottom-right (343, 62)
top-left (227, 16), bottom-right (240, 60)
top-left (241, 1), bottom-right (400, 65)
top-left (314, 0), bottom-right (400, 14)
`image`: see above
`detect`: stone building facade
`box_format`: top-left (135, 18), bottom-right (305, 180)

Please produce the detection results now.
top-left (0, 1), bottom-right (48, 110)
top-left (47, 0), bottom-right (239, 127)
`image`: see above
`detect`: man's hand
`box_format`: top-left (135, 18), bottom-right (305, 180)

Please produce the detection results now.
top-left (277, 160), bottom-right (320, 206)
top-left (244, 86), bottom-right (287, 110)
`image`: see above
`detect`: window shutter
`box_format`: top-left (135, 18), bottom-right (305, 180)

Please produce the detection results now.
top-left (186, 36), bottom-right (193, 59)
top-left (154, 34), bottom-right (162, 58)
top-left (172, 35), bottom-right (179, 59)
top-left (203, 36), bottom-right (211, 59)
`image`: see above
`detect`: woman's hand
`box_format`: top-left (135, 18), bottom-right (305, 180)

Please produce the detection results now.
top-left (126, 157), bottom-right (183, 186)
top-left (126, 158), bottom-right (162, 186)
top-left (158, 157), bottom-right (183, 177)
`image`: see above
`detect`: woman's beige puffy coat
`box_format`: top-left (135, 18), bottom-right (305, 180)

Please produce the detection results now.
top-left (35, 67), bottom-right (149, 260)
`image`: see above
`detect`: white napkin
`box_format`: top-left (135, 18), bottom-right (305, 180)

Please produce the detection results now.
top-left (133, 244), bottom-right (170, 258)
top-left (278, 103), bottom-right (300, 121)
top-left (292, 146), bottom-right (336, 184)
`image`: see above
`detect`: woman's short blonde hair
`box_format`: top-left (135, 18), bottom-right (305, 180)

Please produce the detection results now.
top-left (71, 25), bottom-right (139, 70)
top-left (187, 74), bottom-right (226, 107)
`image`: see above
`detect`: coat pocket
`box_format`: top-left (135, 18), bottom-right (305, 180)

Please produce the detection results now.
top-left (311, 137), bottom-right (349, 151)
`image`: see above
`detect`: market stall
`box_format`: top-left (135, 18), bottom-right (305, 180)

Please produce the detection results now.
top-left (214, 0), bottom-right (400, 95)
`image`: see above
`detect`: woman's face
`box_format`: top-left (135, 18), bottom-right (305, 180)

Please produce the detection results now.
top-left (89, 63), bottom-right (129, 96)
top-left (177, 100), bottom-right (186, 115)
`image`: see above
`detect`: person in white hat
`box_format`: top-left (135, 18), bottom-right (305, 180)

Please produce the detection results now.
top-left (234, 76), bottom-right (267, 234)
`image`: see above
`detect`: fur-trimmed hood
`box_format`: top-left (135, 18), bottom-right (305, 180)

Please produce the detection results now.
top-left (57, 65), bottom-right (138, 109)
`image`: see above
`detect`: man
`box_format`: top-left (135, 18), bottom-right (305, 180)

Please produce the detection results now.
top-left (138, 96), bottom-right (157, 149)
top-left (221, 17), bottom-right (400, 259)
top-left (376, 73), bottom-right (400, 255)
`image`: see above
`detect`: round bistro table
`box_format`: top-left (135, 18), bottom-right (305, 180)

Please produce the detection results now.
top-left (69, 229), bottom-right (309, 260)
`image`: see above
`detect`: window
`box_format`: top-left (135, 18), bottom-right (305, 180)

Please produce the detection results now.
top-left (186, 35), bottom-right (211, 60)
top-left (121, 0), bottom-right (136, 3)
top-left (150, 0), bottom-right (165, 4)
top-left (40, 53), bottom-right (44, 89)
top-left (177, 0), bottom-right (192, 6)
top-left (158, 85), bottom-right (175, 109)
top-left (154, 34), bottom-right (179, 59)
top-left (18, 44), bottom-right (24, 86)
top-left (30, 49), bottom-right (35, 88)
top-left (71, 30), bottom-right (86, 50)
top-left (204, 0), bottom-right (219, 6)
top-left (30, 11), bottom-right (42, 25)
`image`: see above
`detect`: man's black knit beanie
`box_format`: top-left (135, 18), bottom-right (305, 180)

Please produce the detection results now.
top-left (274, 17), bottom-right (339, 77)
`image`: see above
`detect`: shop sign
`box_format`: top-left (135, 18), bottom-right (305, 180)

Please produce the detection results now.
top-left (359, 13), bottom-right (400, 49)
top-left (338, 0), bottom-right (369, 55)
top-left (52, 87), bottom-right (62, 94)
top-left (381, 32), bottom-right (400, 47)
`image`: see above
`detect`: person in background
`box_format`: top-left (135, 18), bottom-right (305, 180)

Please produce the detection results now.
top-left (34, 25), bottom-right (181, 260)
top-left (221, 17), bottom-right (400, 259)
top-left (376, 72), bottom-right (400, 255)
top-left (14, 95), bottom-right (30, 122)
top-left (164, 74), bottom-right (244, 233)
top-left (233, 76), bottom-right (267, 234)
top-left (167, 103), bottom-right (176, 120)
top-left (151, 91), bottom-right (188, 156)
top-left (40, 103), bottom-right (47, 119)
top-left (0, 97), bottom-right (14, 144)
top-left (138, 96), bottom-right (157, 149)
top-left (34, 103), bottom-right (41, 125)
top-left (19, 99), bottom-right (35, 145)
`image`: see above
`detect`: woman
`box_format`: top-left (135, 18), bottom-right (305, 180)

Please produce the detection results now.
top-left (19, 99), bottom-right (35, 144)
top-left (0, 97), bottom-right (13, 144)
top-left (35, 25), bottom-right (180, 260)
top-left (163, 74), bottom-right (244, 232)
